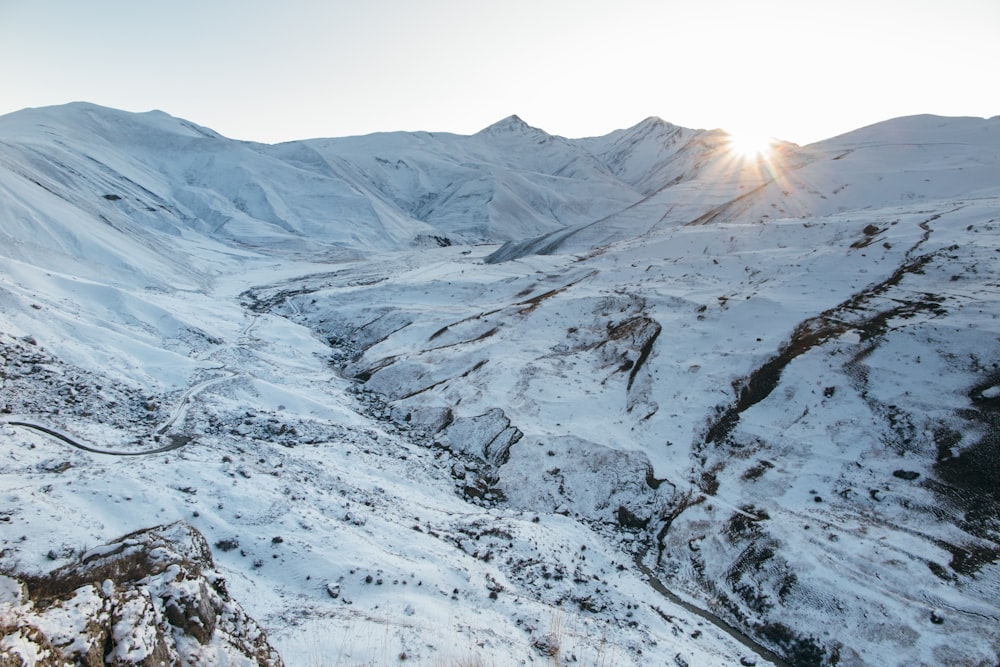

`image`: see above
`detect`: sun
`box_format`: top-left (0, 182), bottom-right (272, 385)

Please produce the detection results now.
top-left (727, 131), bottom-right (775, 160)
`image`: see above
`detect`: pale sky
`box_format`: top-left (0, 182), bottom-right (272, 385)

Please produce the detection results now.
top-left (1, 0), bottom-right (997, 145)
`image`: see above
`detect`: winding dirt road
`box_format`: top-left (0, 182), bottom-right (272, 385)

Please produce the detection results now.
top-left (1, 419), bottom-right (190, 456)
top-left (634, 555), bottom-right (791, 667)
top-left (1, 368), bottom-right (236, 456)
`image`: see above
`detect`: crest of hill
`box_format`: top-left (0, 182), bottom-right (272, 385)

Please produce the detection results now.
top-left (487, 113), bottom-right (1000, 262)
top-left (4, 104), bottom-right (996, 272)
top-left (814, 113), bottom-right (1000, 146)
top-left (0, 104), bottom-right (726, 268)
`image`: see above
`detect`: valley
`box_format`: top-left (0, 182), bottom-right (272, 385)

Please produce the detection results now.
top-left (1, 104), bottom-right (998, 666)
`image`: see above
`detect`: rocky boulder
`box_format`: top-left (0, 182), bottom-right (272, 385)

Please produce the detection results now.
top-left (0, 522), bottom-right (282, 666)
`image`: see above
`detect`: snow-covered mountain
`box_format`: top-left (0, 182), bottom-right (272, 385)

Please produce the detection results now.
top-left (0, 103), bottom-right (704, 265)
top-left (1, 103), bottom-right (998, 666)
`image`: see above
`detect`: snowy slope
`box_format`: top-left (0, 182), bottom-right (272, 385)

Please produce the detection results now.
top-left (0, 102), bottom-right (429, 262)
top-left (274, 116), bottom-right (1000, 665)
top-left (270, 114), bottom-right (649, 243)
top-left (579, 116), bottom-right (733, 194)
top-left (1, 104), bottom-right (998, 666)
top-left (488, 115), bottom-right (999, 262)
top-left (1, 104), bottom-right (714, 263)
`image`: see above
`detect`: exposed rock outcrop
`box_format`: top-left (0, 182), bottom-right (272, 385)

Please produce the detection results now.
top-left (439, 408), bottom-right (522, 467)
top-left (0, 522), bottom-right (282, 667)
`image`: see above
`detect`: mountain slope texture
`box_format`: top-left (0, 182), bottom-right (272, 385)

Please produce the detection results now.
top-left (1, 102), bottom-right (998, 666)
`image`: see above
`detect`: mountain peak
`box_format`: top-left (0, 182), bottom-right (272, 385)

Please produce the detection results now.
top-left (626, 115), bottom-right (683, 137)
top-left (636, 116), bottom-right (671, 129)
top-left (477, 114), bottom-right (545, 137)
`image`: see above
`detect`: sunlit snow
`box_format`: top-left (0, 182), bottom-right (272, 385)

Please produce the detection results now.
top-left (1, 103), bottom-right (998, 666)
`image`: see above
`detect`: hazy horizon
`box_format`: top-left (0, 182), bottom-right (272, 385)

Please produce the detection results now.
top-left (2, 0), bottom-right (997, 146)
